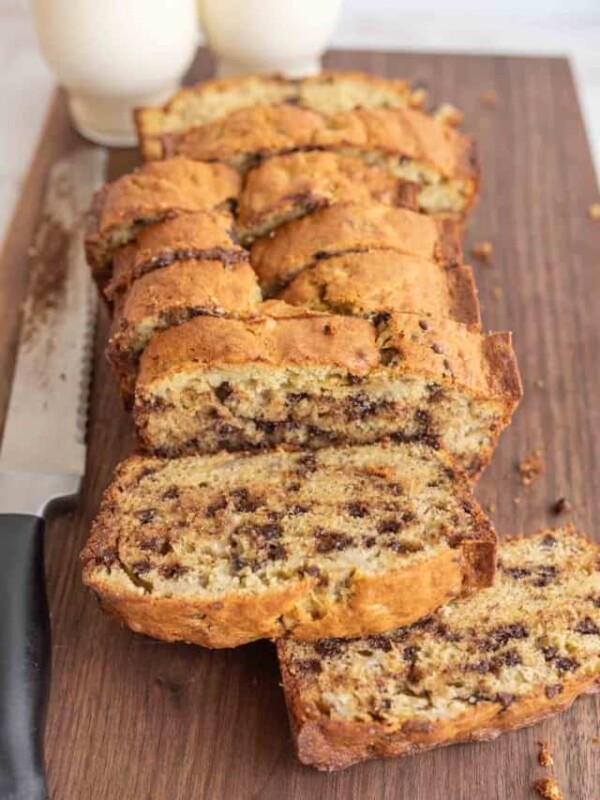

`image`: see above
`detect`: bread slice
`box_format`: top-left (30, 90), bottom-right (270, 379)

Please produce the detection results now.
top-left (277, 526), bottom-right (600, 770)
top-left (250, 201), bottom-right (462, 295)
top-left (133, 305), bottom-right (521, 475)
top-left (279, 251), bottom-right (480, 327)
top-left (85, 158), bottom-right (240, 288)
top-left (135, 71), bottom-right (422, 161)
top-left (157, 105), bottom-right (478, 218)
top-left (104, 210), bottom-right (247, 302)
top-left (107, 259), bottom-right (263, 401)
top-left (81, 441), bottom-right (496, 648)
top-left (237, 151), bottom-right (419, 242)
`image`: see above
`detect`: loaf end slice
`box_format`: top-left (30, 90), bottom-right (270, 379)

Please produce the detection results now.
top-left (135, 71), bottom-right (419, 161)
top-left (81, 442), bottom-right (496, 648)
top-left (106, 258), bottom-right (262, 402)
top-left (85, 158), bottom-right (240, 288)
top-left (278, 526), bottom-right (600, 770)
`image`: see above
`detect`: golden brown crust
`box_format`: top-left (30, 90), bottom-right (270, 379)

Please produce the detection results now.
top-left (279, 251), bottom-right (480, 327)
top-left (279, 663), bottom-right (599, 771)
top-left (276, 527), bottom-right (600, 770)
top-left (85, 158), bottom-right (241, 284)
top-left (135, 71), bottom-right (418, 161)
top-left (106, 259), bottom-right (262, 400)
top-left (85, 544), bottom-right (493, 649)
top-left (158, 104), bottom-right (475, 185)
top-left (104, 210), bottom-right (247, 301)
top-left (237, 151), bottom-right (419, 241)
top-left (250, 202), bottom-right (463, 294)
top-left (81, 443), bottom-right (496, 648)
top-left (378, 314), bottom-right (522, 403)
top-left (137, 307), bottom-right (380, 387)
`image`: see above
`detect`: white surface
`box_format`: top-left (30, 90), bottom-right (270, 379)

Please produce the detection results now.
top-left (1, 1), bottom-right (600, 246)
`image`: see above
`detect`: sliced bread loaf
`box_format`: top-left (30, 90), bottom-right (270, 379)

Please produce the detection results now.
top-left (135, 71), bottom-right (421, 161)
top-left (277, 526), bottom-right (600, 770)
top-left (81, 441), bottom-right (496, 648)
top-left (103, 210), bottom-right (247, 302)
top-left (279, 251), bottom-right (480, 327)
top-left (158, 105), bottom-right (478, 218)
top-left (237, 151), bottom-right (419, 242)
top-left (107, 259), bottom-right (263, 401)
top-left (85, 158), bottom-right (240, 288)
top-left (250, 201), bottom-right (462, 295)
top-left (133, 305), bottom-right (521, 475)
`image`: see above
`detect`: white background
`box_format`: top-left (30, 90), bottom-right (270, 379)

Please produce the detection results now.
top-left (1, 0), bottom-right (600, 244)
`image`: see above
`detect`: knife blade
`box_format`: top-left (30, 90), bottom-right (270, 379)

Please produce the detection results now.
top-left (0, 148), bottom-right (106, 800)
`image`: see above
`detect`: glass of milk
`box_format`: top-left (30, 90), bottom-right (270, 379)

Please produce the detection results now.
top-left (32, 0), bottom-right (199, 147)
top-left (199, 0), bottom-right (343, 78)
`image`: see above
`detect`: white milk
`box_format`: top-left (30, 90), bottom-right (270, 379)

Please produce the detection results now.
top-left (199, 0), bottom-right (343, 78)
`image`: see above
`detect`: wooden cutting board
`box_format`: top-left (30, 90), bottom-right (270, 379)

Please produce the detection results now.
top-left (1, 48), bottom-right (599, 800)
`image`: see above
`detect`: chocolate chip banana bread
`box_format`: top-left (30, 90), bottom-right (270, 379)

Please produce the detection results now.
top-left (157, 105), bottom-right (478, 218)
top-left (107, 259), bottom-right (263, 401)
top-left (104, 210), bottom-right (246, 302)
top-left (237, 151), bottom-right (419, 242)
top-left (250, 201), bottom-right (462, 295)
top-left (279, 251), bottom-right (480, 327)
top-left (133, 305), bottom-right (521, 475)
top-left (135, 71), bottom-right (422, 161)
top-left (278, 526), bottom-right (600, 770)
top-left (85, 158), bottom-right (241, 288)
top-left (81, 441), bottom-right (496, 648)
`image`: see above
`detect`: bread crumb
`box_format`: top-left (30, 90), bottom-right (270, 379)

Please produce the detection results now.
top-left (534, 777), bottom-right (564, 800)
top-left (513, 495), bottom-right (522, 505)
top-left (550, 497), bottom-right (572, 516)
top-left (486, 502), bottom-right (497, 513)
top-left (534, 378), bottom-right (545, 389)
top-left (588, 203), bottom-right (600, 220)
top-left (492, 286), bottom-right (503, 300)
top-left (517, 449), bottom-right (545, 486)
top-left (436, 103), bottom-right (464, 127)
top-left (471, 241), bottom-right (493, 262)
top-left (410, 88), bottom-right (427, 109)
top-left (538, 741), bottom-right (554, 767)
top-left (481, 89), bottom-right (499, 107)
top-left (592, 736), bottom-right (600, 745)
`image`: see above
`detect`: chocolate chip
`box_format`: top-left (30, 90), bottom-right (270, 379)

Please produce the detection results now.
top-left (314, 528), bottom-right (355, 553)
top-left (491, 649), bottom-right (521, 672)
top-left (230, 488), bottom-right (261, 512)
top-left (347, 501), bottom-right (369, 518)
top-left (365, 537), bottom-right (376, 548)
top-left (481, 623), bottom-right (528, 651)
top-left (322, 323), bottom-right (333, 336)
top-left (461, 659), bottom-right (490, 674)
top-left (298, 564), bottom-right (320, 578)
top-left (159, 564), bottom-right (188, 579)
top-left (402, 645), bottom-right (419, 663)
top-left (378, 518), bottom-right (401, 534)
top-left (372, 311), bottom-right (391, 328)
top-left (294, 658), bottom-right (322, 675)
top-left (502, 566), bottom-right (531, 579)
top-left (575, 617), bottom-right (600, 635)
top-left (289, 504), bottom-right (309, 516)
top-left (137, 509), bottom-right (155, 524)
top-left (555, 657), bottom-right (579, 674)
top-left (365, 635), bottom-right (393, 652)
top-left (131, 561), bottom-right (151, 575)
top-left (431, 343), bottom-right (444, 355)
top-left (161, 487), bottom-right (179, 501)
top-left (267, 543), bottom-right (287, 561)
top-left (347, 374), bottom-right (365, 386)
top-left (418, 319), bottom-right (429, 330)
top-left (314, 639), bottom-right (345, 657)
top-left (215, 382), bottom-right (233, 403)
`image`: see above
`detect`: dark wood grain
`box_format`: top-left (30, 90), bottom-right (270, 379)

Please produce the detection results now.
top-left (0, 48), bottom-right (598, 799)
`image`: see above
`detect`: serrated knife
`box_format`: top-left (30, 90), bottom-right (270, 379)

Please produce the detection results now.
top-left (0, 149), bottom-right (105, 800)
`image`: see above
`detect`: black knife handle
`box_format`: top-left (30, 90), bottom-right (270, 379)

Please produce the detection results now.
top-left (0, 515), bottom-right (50, 800)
